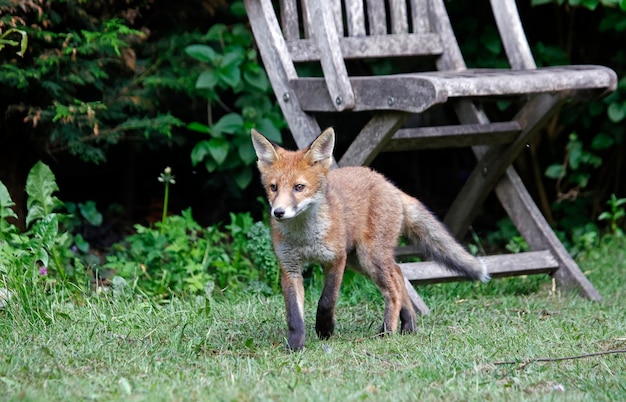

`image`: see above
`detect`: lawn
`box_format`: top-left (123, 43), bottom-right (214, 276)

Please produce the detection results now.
top-left (1, 236), bottom-right (625, 401)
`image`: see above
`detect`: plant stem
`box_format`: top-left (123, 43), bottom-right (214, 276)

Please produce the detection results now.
top-left (161, 182), bottom-right (169, 234)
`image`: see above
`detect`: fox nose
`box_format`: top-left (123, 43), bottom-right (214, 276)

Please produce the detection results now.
top-left (273, 208), bottom-right (285, 219)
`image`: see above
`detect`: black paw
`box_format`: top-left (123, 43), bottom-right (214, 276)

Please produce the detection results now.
top-left (287, 331), bottom-right (306, 351)
top-left (315, 320), bottom-right (335, 339)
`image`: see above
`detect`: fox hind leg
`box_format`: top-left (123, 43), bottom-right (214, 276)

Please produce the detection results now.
top-left (396, 264), bottom-right (417, 333)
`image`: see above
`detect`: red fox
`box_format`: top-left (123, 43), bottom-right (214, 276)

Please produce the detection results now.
top-left (251, 127), bottom-right (489, 350)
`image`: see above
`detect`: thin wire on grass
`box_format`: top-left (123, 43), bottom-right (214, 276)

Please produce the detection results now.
top-left (493, 349), bottom-right (626, 366)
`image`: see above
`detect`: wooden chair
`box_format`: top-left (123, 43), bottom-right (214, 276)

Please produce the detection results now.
top-left (244, 0), bottom-right (617, 313)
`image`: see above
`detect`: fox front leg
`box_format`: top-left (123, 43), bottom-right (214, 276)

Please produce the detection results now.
top-left (280, 269), bottom-right (306, 350)
top-left (315, 255), bottom-right (346, 340)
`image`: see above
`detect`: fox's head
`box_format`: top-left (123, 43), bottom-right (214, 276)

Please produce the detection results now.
top-left (251, 128), bottom-right (335, 221)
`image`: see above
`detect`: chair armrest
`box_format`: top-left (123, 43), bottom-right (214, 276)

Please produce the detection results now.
top-left (305, 2), bottom-right (355, 111)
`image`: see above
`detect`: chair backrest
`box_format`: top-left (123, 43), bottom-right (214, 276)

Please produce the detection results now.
top-left (278, 0), bottom-right (445, 63)
top-left (245, 0), bottom-right (539, 115)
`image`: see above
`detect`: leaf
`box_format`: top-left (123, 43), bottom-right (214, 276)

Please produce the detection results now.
top-left (195, 69), bottom-right (218, 90)
top-left (591, 133), bottom-right (614, 150)
top-left (531, 0), bottom-right (554, 5)
top-left (79, 201), bottom-right (103, 226)
top-left (204, 158), bottom-right (217, 173)
top-left (0, 182), bottom-right (18, 238)
top-left (191, 140), bottom-right (211, 166)
top-left (233, 169), bottom-right (253, 190)
top-left (74, 233), bottom-right (90, 253)
top-left (0, 181), bottom-right (17, 220)
top-left (230, 1), bottom-right (247, 17)
top-left (243, 67), bottom-right (269, 92)
top-left (25, 162), bottom-right (61, 228)
top-left (221, 49), bottom-right (245, 69)
top-left (187, 122), bottom-right (211, 134)
top-left (238, 141), bottom-right (257, 165)
top-left (34, 214), bottom-right (59, 246)
top-left (205, 24), bottom-right (228, 41)
top-left (207, 138), bottom-right (230, 165)
top-left (218, 64), bottom-right (241, 88)
top-left (185, 45), bottom-right (217, 63)
top-left (545, 164), bottom-right (566, 179)
top-left (213, 113), bottom-right (244, 136)
top-left (607, 101), bottom-right (626, 123)
top-left (255, 118), bottom-right (282, 143)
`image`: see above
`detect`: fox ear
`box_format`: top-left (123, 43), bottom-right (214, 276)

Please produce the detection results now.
top-left (251, 129), bottom-right (280, 165)
top-left (305, 127), bottom-right (335, 168)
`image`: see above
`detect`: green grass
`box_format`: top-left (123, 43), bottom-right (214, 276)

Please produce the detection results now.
top-left (1, 236), bottom-right (625, 401)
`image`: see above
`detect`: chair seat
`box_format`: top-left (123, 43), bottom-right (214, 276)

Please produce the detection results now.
top-left (291, 65), bottom-right (617, 113)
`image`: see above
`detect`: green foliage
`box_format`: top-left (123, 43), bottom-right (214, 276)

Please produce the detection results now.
top-left (1, 1), bottom-right (189, 164)
top-left (105, 210), bottom-right (278, 299)
top-left (0, 28), bottom-right (27, 57)
top-left (598, 194), bottom-right (626, 235)
top-left (524, 1), bottom-right (626, 243)
top-left (0, 182), bottom-right (18, 237)
top-left (531, 0), bottom-right (626, 9)
top-left (185, 18), bottom-right (285, 190)
top-left (485, 218), bottom-right (530, 254)
top-left (0, 162), bottom-right (90, 289)
top-left (544, 133), bottom-right (603, 189)
top-left (246, 221), bottom-right (280, 294)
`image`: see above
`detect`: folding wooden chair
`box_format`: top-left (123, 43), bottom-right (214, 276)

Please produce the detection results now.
top-left (244, 0), bottom-right (617, 313)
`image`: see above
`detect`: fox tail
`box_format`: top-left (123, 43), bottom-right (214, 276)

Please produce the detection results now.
top-left (401, 194), bottom-right (490, 283)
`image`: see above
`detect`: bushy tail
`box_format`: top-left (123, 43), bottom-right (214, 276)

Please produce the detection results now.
top-left (401, 194), bottom-right (489, 282)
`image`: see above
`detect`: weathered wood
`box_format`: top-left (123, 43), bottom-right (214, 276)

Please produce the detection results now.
top-left (418, 67), bottom-right (617, 97)
top-left (246, 0), bottom-right (320, 149)
top-left (290, 66), bottom-right (616, 113)
top-left (292, 76), bottom-right (445, 113)
top-left (385, 121), bottom-right (521, 151)
top-left (345, 0), bottom-right (366, 37)
top-left (330, 0), bottom-right (343, 35)
top-left (491, 0), bottom-right (536, 69)
top-left (366, 0), bottom-right (387, 35)
top-left (286, 34), bottom-right (443, 61)
top-left (404, 276), bottom-right (430, 315)
top-left (410, 0), bottom-right (430, 33)
top-left (280, 0), bottom-right (300, 41)
top-left (304, 1), bottom-right (355, 111)
top-left (338, 112), bottom-right (410, 167)
top-left (389, 0), bottom-right (409, 34)
top-left (444, 93), bottom-right (567, 239)
top-left (401, 251), bottom-right (559, 285)
top-left (494, 167), bottom-right (602, 300)
top-left (430, 0), bottom-right (466, 70)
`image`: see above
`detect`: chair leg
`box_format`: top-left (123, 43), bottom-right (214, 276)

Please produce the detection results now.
top-left (404, 277), bottom-right (430, 315)
top-left (338, 112), bottom-right (410, 167)
top-left (495, 166), bottom-right (602, 300)
top-left (444, 93), bottom-right (567, 238)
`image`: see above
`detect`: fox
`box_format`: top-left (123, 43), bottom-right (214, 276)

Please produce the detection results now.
top-left (251, 127), bottom-right (489, 351)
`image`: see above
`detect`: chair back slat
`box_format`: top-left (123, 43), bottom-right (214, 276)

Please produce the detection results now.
top-left (277, 0), bottom-right (442, 62)
top-left (365, 0), bottom-right (387, 35)
top-left (389, 0), bottom-right (409, 34)
top-left (330, 0), bottom-right (344, 35)
top-left (345, 0), bottom-right (366, 36)
top-left (280, 0), bottom-right (300, 41)
top-left (411, 0), bottom-right (431, 33)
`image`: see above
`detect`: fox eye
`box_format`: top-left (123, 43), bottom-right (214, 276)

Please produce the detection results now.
top-left (293, 184), bottom-right (305, 192)
top-left (269, 184), bottom-right (278, 192)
